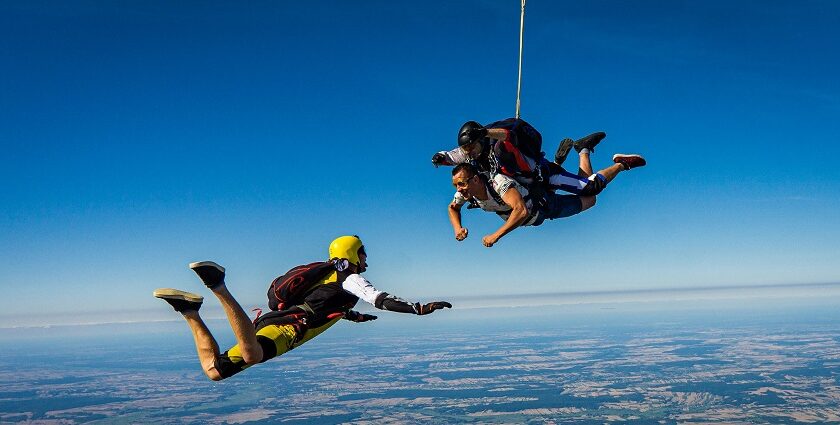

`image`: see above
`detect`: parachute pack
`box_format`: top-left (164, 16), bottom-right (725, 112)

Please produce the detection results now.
top-left (266, 261), bottom-right (336, 311)
top-left (486, 117), bottom-right (543, 160)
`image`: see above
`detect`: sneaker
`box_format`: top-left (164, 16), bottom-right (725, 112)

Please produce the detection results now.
top-left (154, 288), bottom-right (203, 313)
top-left (613, 154), bottom-right (646, 170)
top-left (189, 261), bottom-right (226, 289)
top-left (574, 131), bottom-right (607, 153)
top-left (554, 138), bottom-right (574, 165)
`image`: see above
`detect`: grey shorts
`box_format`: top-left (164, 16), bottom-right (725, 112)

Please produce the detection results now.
top-left (530, 193), bottom-right (583, 226)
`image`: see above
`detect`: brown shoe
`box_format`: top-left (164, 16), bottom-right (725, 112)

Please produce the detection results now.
top-left (613, 154), bottom-right (646, 170)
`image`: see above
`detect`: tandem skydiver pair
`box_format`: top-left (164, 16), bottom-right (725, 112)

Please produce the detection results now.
top-left (433, 117), bottom-right (646, 247)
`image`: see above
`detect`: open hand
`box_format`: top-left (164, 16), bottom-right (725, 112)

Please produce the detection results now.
top-left (416, 301), bottom-right (452, 315)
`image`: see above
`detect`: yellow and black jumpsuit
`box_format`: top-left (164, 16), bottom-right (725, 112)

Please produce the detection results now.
top-left (215, 270), bottom-right (420, 379)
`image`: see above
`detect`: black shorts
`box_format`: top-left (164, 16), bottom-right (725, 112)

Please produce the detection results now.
top-left (530, 193), bottom-right (583, 226)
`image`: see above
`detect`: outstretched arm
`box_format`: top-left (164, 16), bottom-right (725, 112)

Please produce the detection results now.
top-left (432, 147), bottom-right (469, 167)
top-left (483, 188), bottom-right (528, 247)
top-left (342, 274), bottom-right (452, 316)
top-left (448, 201), bottom-right (468, 241)
top-left (375, 293), bottom-right (452, 315)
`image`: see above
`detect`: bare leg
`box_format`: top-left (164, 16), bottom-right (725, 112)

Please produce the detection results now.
top-left (210, 285), bottom-right (264, 365)
top-left (594, 163), bottom-right (624, 184)
top-left (181, 311), bottom-right (223, 381)
top-left (578, 152), bottom-right (593, 176)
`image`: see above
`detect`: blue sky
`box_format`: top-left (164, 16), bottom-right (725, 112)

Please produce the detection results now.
top-left (1, 0), bottom-right (839, 322)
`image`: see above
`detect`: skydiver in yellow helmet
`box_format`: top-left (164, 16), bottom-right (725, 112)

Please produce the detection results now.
top-left (329, 235), bottom-right (367, 272)
top-left (153, 235), bottom-right (452, 381)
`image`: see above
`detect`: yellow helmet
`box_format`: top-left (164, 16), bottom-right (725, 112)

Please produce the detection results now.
top-left (328, 235), bottom-right (365, 266)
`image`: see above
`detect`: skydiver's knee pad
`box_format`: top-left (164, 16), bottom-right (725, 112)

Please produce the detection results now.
top-left (214, 324), bottom-right (298, 379)
top-left (579, 173), bottom-right (607, 196)
top-left (215, 351), bottom-right (247, 379)
top-left (214, 334), bottom-right (279, 379)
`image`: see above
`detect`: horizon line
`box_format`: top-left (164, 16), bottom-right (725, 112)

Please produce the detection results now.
top-left (451, 281), bottom-right (840, 301)
top-left (2, 281), bottom-right (839, 330)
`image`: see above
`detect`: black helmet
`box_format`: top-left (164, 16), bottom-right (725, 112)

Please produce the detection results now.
top-left (458, 121), bottom-right (483, 147)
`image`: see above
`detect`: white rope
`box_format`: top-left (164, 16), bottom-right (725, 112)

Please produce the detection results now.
top-left (515, 0), bottom-right (526, 119)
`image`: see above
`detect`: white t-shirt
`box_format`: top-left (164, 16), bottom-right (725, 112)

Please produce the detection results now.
top-left (452, 174), bottom-right (538, 225)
